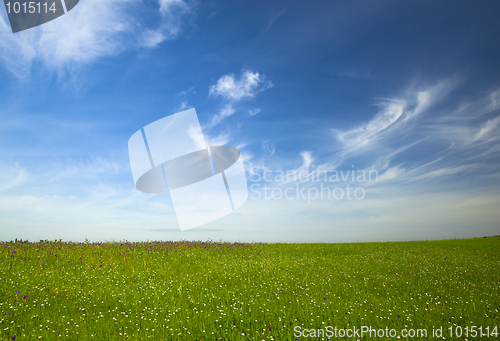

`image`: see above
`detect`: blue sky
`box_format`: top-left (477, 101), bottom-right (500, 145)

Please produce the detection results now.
top-left (1, 0), bottom-right (499, 242)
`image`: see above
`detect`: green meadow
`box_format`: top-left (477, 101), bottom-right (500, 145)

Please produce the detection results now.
top-left (0, 237), bottom-right (498, 340)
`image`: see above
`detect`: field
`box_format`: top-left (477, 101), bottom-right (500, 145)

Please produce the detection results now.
top-left (0, 237), bottom-right (499, 340)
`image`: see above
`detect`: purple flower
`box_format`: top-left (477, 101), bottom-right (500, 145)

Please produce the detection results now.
top-left (494, 314), bottom-right (497, 318)
top-left (10, 336), bottom-right (15, 340)
top-left (323, 297), bottom-right (326, 301)
top-left (23, 296), bottom-right (27, 299)
top-left (398, 315), bottom-right (401, 319)
top-left (15, 291), bottom-right (19, 294)
top-left (449, 318), bottom-right (452, 322)
top-left (269, 327), bottom-right (272, 331)
top-left (4, 311), bottom-right (7, 315)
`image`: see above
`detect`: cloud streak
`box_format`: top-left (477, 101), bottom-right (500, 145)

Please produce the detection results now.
top-left (335, 83), bottom-right (500, 190)
top-left (208, 104), bottom-right (235, 128)
top-left (0, 164), bottom-right (29, 191)
top-left (335, 100), bottom-right (405, 152)
top-left (254, 81), bottom-right (500, 202)
top-left (142, 0), bottom-right (196, 48)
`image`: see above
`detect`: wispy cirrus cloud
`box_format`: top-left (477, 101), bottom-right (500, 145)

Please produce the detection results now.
top-left (333, 81), bottom-right (455, 155)
top-left (194, 104), bottom-right (235, 147)
top-left (335, 99), bottom-right (406, 152)
top-left (0, 0), bottom-right (139, 77)
top-left (249, 108), bottom-right (261, 116)
top-left (255, 80), bottom-right (500, 199)
top-left (472, 115), bottom-right (500, 143)
top-left (252, 9), bottom-right (285, 46)
top-left (208, 104), bottom-right (235, 128)
top-left (188, 121), bottom-right (231, 148)
top-left (142, 0), bottom-right (197, 48)
top-left (337, 83), bottom-right (500, 189)
top-left (204, 132), bottom-right (231, 146)
top-left (0, 0), bottom-right (196, 77)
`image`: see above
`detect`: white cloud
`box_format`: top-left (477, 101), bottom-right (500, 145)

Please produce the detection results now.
top-left (188, 121), bottom-right (230, 148)
top-left (335, 100), bottom-right (406, 152)
top-left (0, 0), bottom-right (195, 76)
top-left (141, 0), bottom-right (196, 48)
top-left (335, 84), bottom-right (500, 190)
top-left (243, 81), bottom-right (499, 201)
top-left (187, 125), bottom-right (207, 150)
top-left (473, 116), bottom-right (500, 142)
top-left (249, 108), bottom-right (261, 116)
top-left (159, 0), bottom-right (191, 14)
top-left (142, 29), bottom-right (168, 48)
top-left (206, 71), bottom-right (271, 132)
top-left (300, 151), bottom-right (314, 169)
top-left (210, 104), bottom-right (235, 127)
top-left (0, 0), bottom-right (139, 76)
top-left (210, 70), bottom-right (273, 101)
top-left (378, 166), bottom-right (405, 183)
top-left (261, 141), bottom-right (275, 156)
top-left (203, 104), bottom-right (236, 130)
top-left (333, 82), bottom-right (457, 155)
top-left (488, 89), bottom-right (500, 112)
top-left (205, 132), bottom-right (231, 146)
top-left (409, 165), bottom-right (471, 182)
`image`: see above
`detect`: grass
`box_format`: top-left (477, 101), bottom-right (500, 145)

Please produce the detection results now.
top-left (0, 237), bottom-right (499, 340)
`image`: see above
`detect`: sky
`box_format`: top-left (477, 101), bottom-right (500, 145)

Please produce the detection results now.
top-left (1, 0), bottom-right (499, 243)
